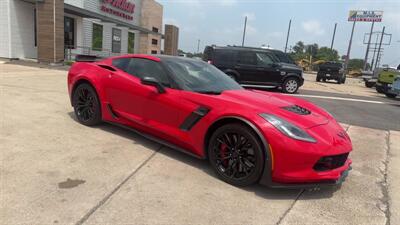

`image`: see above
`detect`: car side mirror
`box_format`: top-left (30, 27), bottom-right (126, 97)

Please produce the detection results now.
top-left (141, 77), bottom-right (166, 93)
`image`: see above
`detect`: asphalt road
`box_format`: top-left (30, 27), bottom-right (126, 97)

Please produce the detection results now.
top-left (294, 90), bottom-right (400, 131)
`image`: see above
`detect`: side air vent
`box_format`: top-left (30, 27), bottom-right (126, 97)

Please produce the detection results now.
top-left (282, 105), bottom-right (311, 115)
top-left (97, 64), bottom-right (117, 72)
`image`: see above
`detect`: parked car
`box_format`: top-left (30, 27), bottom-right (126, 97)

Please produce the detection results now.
top-left (361, 70), bottom-right (377, 88)
top-left (386, 75), bottom-right (400, 98)
top-left (68, 54), bottom-right (352, 188)
top-left (316, 62), bottom-right (346, 84)
top-left (375, 66), bottom-right (400, 97)
top-left (203, 46), bottom-right (304, 93)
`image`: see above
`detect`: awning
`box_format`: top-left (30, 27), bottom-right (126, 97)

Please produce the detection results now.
top-left (64, 3), bottom-right (162, 37)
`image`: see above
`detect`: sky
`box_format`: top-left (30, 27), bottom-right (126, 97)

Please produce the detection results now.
top-left (159, 0), bottom-right (400, 66)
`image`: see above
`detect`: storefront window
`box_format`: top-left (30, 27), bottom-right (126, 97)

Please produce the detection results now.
top-left (112, 28), bottom-right (122, 53)
top-left (92, 23), bottom-right (103, 51)
top-left (64, 16), bottom-right (75, 49)
top-left (128, 32), bottom-right (135, 53)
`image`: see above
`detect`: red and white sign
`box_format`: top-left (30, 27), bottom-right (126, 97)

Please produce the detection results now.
top-left (348, 10), bottom-right (383, 22)
top-left (101, 0), bottom-right (135, 21)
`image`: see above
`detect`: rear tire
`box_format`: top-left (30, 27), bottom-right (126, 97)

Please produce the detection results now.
top-left (365, 81), bottom-right (375, 88)
top-left (208, 123), bottom-right (265, 187)
top-left (72, 83), bottom-right (102, 126)
top-left (385, 93), bottom-right (397, 98)
top-left (282, 77), bottom-right (300, 94)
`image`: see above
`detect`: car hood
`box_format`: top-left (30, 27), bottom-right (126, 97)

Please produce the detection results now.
top-left (203, 89), bottom-right (330, 129)
top-left (278, 62), bottom-right (302, 71)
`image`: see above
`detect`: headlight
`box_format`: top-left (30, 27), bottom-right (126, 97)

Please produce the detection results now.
top-left (260, 113), bottom-right (316, 143)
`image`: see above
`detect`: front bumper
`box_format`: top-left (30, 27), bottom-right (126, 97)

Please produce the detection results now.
top-left (317, 72), bottom-right (343, 80)
top-left (264, 164), bottom-right (352, 189)
top-left (258, 119), bottom-right (352, 188)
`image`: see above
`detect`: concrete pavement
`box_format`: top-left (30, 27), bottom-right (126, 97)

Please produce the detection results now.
top-left (1, 62), bottom-right (399, 225)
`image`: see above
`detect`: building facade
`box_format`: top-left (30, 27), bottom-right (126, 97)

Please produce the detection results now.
top-left (0, 0), bottom-right (172, 63)
top-left (164, 24), bottom-right (179, 56)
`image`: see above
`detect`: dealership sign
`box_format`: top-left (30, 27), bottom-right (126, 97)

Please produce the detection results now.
top-left (101, 0), bottom-right (135, 21)
top-left (348, 10), bottom-right (383, 22)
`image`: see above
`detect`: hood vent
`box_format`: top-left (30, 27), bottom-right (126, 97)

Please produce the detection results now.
top-left (282, 105), bottom-right (311, 115)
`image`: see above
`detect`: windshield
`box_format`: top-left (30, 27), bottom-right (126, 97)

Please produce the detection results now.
top-left (162, 58), bottom-right (243, 94)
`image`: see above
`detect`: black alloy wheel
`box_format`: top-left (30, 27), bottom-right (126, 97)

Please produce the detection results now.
top-left (72, 83), bottom-right (102, 126)
top-left (208, 123), bottom-right (264, 186)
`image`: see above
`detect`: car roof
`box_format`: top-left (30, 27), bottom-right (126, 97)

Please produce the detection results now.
top-left (207, 45), bottom-right (285, 53)
top-left (106, 54), bottom-right (203, 63)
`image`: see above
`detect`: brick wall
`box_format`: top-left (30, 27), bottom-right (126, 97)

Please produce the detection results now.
top-left (36, 0), bottom-right (64, 63)
top-left (164, 24), bottom-right (179, 56)
top-left (138, 0), bottom-right (162, 54)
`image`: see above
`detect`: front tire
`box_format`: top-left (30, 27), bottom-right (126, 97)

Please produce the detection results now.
top-left (208, 123), bottom-right (265, 187)
top-left (72, 83), bottom-right (102, 126)
top-left (282, 77), bottom-right (300, 94)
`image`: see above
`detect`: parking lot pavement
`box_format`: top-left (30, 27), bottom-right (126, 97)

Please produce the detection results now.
top-left (302, 72), bottom-right (382, 98)
top-left (389, 131), bottom-right (400, 225)
top-left (0, 63), bottom-right (399, 225)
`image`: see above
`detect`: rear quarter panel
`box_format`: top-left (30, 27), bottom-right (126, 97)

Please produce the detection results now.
top-left (67, 62), bottom-right (108, 104)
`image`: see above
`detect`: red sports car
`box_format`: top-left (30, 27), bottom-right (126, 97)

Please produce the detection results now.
top-left (67, 54), bottom-right (352, 188)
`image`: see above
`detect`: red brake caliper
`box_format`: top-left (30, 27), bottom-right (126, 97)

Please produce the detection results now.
top-left (220, 143), bottom-right (228, 166)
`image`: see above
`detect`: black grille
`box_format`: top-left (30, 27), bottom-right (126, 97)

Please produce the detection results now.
top-left (313, 153), bottom-right (349, 172)
top-left (282, 105), bottom-right (311, 115)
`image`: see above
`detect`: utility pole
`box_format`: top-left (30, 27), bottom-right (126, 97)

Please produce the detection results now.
top-left (374, 26), bottom-right (385, 70)
top-left (330, 23), bottom-right (337, 50)
top-left (242, 16), bottom-right (247, 47)
top-left (197, 39), bottom-right (200, 53)
top-left (344, 21), bottom-right (356, 73)
top-left (284, 19), bottom-right (292, 53)
top-left (363, 21), bottom-right (375, 70)
top-left (370, 33), bottom-right (379, 70)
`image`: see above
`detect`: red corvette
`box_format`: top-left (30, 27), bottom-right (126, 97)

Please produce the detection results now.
top-left (67, 54), bottom-right (352, 188)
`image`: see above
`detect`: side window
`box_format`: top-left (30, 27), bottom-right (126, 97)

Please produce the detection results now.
top-left (112, 58), bottom-right (130, 71)
top-left (214, 50), bottom-right (236, 64)
top-left (126, 58), bottom-right (171, 86)
top-left (238, 51), bottom-right (256, 65)
top-left (256, 52), bottom-right (275, 66)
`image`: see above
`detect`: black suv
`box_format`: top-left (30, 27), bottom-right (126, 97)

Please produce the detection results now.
top-left (203, 46), bottom-right (304, 93)
top-left (317, 62), bottom-right (346, 84)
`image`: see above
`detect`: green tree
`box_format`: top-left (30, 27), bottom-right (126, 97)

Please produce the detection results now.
top-left (290, 41), bottom-right (306, 61)
top-left (305, 43), bottom-right (319, 59)
top-left (348, 59), bottom-right (369, 70)
top-left (316, 47), bottom-right (339, 61)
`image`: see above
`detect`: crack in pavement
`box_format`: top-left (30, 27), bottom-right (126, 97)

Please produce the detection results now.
top-left (380, 131), bottom-right (392, 225)
top-left (276, 189), bottom-right (305, 225)
top-left (275, 124), bottom-right (351, 225)
top-left (74, 147), bottom-right (162, 225)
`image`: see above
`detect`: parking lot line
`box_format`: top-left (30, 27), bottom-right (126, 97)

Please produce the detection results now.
top-left (294, 94), bottom-right (389, 104)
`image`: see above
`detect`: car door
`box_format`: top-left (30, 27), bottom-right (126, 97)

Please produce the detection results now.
top-left (104, 57), bottom-right (146, 122)
top-left (254, 52), bottom-right (281, 85)
top-left (235, 51), bottom-right (258, 83)
top-left (116, 57), bottom-right (193, 145)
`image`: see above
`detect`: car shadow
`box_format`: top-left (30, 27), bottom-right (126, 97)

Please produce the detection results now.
top-left (67, 111), bottom-right (340, 200)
